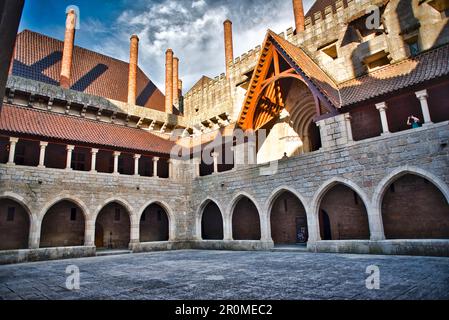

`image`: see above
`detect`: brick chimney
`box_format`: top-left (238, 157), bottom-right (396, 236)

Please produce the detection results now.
top-left (223, 20), bottom-right (234, 80)
top-left (165, 49), bottom-right (174, 113)
top-left (173, 56), bottom-right (179, 108)
top-left (60, 9), bottom-right (77, 89)
top-left (292, 0), bottom-right (305, 33)
top-left (178, 79), bottom-right (183, 98)
top-left (127, 34), bottom-right (139, 105)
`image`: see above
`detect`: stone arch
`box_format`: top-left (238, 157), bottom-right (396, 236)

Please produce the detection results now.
top-left (266, 186), bottom-right (309, 244)
top-left (94, 198), bottom-right (134, 249)
top-left (374, 167), bottom-right (449, 239)
top-left (197, 198), bottom-right (224, 240)
top-left (312, 177), bottom-right (371, 240)
top-left (0, 192), bottom-right (33, 250)
top-left (39, 195), bottom-right (90, 221)
top-left (229, 192), bottom-right (263, 241)
top-left (40, 198), bottom-right (87, 248)
top-left (138, 200), bottom-right (175, 242)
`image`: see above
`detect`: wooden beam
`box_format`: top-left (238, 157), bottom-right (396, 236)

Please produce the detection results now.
top-left (261, 68), bottom-right (295, 86)
top-left (0, 0), bottom-right (25, 110)
top-left (273, 47), bottom-right (280, 76)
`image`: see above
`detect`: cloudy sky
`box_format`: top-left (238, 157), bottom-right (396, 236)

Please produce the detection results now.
top-left (20, 0), bottom-right (313, 92)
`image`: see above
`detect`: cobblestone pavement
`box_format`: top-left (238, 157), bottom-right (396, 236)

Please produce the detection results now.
top-left (0, 250), bottom-right (448, 300)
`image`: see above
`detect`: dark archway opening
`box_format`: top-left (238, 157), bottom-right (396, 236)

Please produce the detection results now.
top-left (95, 202), bottom-right (130, 249)
top-left (232, 197), bottom-right (261, 240)
top-left (270, 191), bottom-right (308, 244)
top-left (140, 203), bottom-right (169, 242)
top-left (382, 174), bottom-right (449, 239)
top-left (201, 201), bottom-right (224, 240)
top-left (40, 200), bottom-right (85, 248)
top-left (319, 184), bottom-right (370, 240)
top-left (0, 199), bottom-right (30, 250)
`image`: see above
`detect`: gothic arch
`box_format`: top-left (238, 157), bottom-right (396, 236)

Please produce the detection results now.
top-left (138, 200), bottom-right (175, 241)
top-left (196, 197), bottom-right (225, 240)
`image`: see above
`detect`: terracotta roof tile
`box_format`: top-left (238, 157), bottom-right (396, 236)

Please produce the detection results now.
top-left (269, 31), bottom-right (449, 107)
top-left (339, 44), bottom-right (449, 106)
top-left (0, 104), bottom-right (175, 155)
top-left (11, 30), bottom-right (165, 111)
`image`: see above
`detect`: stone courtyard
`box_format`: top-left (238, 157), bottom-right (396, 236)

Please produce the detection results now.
top-left (0, 250), bottom-right (448, 300)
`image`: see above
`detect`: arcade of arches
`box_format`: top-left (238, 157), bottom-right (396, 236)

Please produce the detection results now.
top-left (0, 172), bottom-right (448, 251)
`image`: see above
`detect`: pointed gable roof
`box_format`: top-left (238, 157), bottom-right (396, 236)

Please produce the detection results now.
top-left (237, 30), bottom-right (340, 130)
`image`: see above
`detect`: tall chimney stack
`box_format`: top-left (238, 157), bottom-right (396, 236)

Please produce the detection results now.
top-left (173, 57), bottom-right (179, 108)
top-left (223, 19), bottom-right (234, 80)
top-left (165, 49), bottom-right (174, 113)
top-left (292, 0), bottom-right (305, 33)
top-left (127, 34), bottom-right (139, 105)
top-left (60, 9), bottom-right (77, 89)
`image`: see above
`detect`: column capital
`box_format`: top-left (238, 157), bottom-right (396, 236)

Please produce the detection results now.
top-left (375, 102), bottom-right (387, 111)
top-left (344, 113), bottom-right (352, 121)
top-left (211, 152), bottom-right (220, 158)
top-left (415, 89), bottom-right (428, 100)
top-left (66, 145), bottom-right (75, 151)
top-left (113, 151), bottom-right (121, 157)
top-left (153, 156), bottom-right (160, 162)
top-left (91, 148), bottom-right (99, 154)
top-left (133, 154), bottom-right (141, 160)
top-left (39, 141), bottom-right (48, 147)
top-left (9, 137), bottom-right (19, 143)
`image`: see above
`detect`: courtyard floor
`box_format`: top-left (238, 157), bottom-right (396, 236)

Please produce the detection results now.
top-left (0, 250), bottom-right (448, 300)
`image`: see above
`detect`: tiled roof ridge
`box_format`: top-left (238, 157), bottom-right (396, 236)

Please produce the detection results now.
top-left (0, 103), bottom-right (157, 134)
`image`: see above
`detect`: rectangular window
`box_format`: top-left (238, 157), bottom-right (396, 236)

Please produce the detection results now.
top-left (7, 207), bottom-right (15, 221)
top-left (15, 144), bottom-right (25, 166)
top-left (115, 208), bottom-right (121, 221)
top-left (70, 208), bottom-right (77, 221)
top-left (72, 151), bottom-right (86, 171)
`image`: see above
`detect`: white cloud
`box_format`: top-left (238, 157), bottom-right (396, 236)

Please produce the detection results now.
top-left (89, 0), bottom-right (313, 93)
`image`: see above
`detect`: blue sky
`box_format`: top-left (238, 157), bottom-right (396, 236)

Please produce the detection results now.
top-left (19, 0), bottom-right (313, 91)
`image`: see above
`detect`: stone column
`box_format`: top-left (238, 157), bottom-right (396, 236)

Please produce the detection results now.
top-left (38, 141), bottom-right (48, 168)
top-left (60, 9), bottom-right (77, 89)
top-left (129, 223), bottom-right (140, 249)
top-left (212, 152), bottom-right (219, 174)
top-left (223, 215), bottom-right (233, 241)
top-left (153, 157), bottom-right (159, 177)
top-left (113, 151), bottom-right (121, 175)
top-left (133, 154), bottom-right (141, 176)
top-left (7, 137), bottom-right (18, 165)
top-left (65, 145), bottom-right (75, 170)
top-left (344, 113), bottom-right (354, 142)
top-left (306, 207), bottom-right (321, 243)
top-left (84, 219), bottom-right (95, 247)
top-left (415, 90), bottom-right (433, 125)
top-left (168, 159), bottom-right (174, 179)
top-left (29, 217), bottom-right (41, 249)
top-left (90, 148), bottom-right (98, 173)
top-left (193, 157), bottom-right (201, 177)
top-left (375, 102), bottom-right (390, 134)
